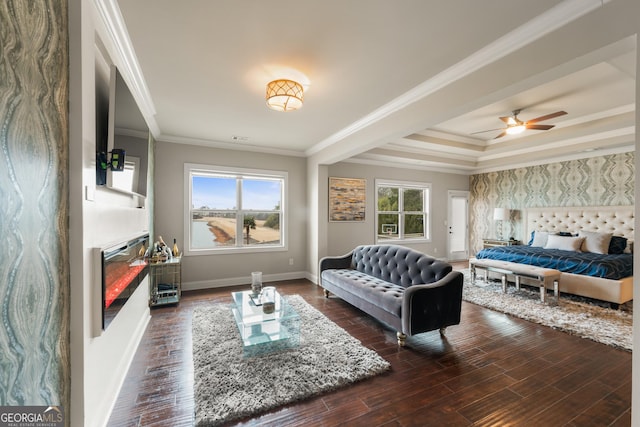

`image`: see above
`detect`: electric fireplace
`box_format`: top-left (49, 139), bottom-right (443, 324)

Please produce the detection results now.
top-left (98, 234), bottom-right (149, 331)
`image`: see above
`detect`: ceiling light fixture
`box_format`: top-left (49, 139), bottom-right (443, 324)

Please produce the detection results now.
top-left (266, 79), bottom-right (304, 112)
top-left (506, 124), bottom-right (526, 135)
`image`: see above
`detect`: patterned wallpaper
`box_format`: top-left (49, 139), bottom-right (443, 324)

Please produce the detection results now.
top-left (0, 0), bottom-right (69, 410)
top-left (469, 152), bottom-right (635, 253)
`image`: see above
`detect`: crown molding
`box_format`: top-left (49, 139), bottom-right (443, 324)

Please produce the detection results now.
top-left (156, 134), bottom-right (307, 158)
top-left (342, 157), bottom-right (474, 176)
top-left (471, 145), bottom-right (634, 175)
top-left (94, 0), bottom-right (159, 135)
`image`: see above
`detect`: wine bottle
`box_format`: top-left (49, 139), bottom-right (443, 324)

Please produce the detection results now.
top-left (173, 238), bottom-right (179, 257)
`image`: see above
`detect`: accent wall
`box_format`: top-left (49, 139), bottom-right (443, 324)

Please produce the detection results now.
top-left (0, 0), bottom-right (70, 413)
top-left (469, 151), bottom-right (635, 253)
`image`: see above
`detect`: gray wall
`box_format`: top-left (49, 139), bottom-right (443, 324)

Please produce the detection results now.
top-left (326, 162), bottom-right (470, 258)
top-left (0, 0), bottom-right (70, 413)
top-left (154, 142), bottom-right (308, 288)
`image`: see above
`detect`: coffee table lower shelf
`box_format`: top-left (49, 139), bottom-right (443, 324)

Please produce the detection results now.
top-left (231, 290), bottom-right (300, 357)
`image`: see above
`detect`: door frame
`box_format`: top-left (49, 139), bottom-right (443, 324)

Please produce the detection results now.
top-left (447, 190), bottom-right (469, 261)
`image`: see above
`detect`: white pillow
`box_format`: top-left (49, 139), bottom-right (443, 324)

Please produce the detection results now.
top-left (544, 235), bottom-right (585, 252)
top-left (530, 231), bottom-right (549, 247)
top-left (578, 230), bottom-right (613, 254)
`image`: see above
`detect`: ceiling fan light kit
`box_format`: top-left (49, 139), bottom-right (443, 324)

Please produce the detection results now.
top-left (473, 109), bottom-right (568, 139)
top-left (506, 124), bottom-right (526, 135)
top-left (266, 79), bottom-right (304, 112)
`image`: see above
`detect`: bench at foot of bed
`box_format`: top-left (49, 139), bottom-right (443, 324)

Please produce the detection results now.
top-left (469, 258), bottom-right (561, 303)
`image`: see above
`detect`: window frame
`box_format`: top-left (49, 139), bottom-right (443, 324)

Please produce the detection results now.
top-left (184, 163), bottom-right (287, 255)
top-left (374, 179), bottom-right (431, 243)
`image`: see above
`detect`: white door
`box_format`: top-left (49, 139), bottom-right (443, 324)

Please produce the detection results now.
top-left (447, 191), bottom-right (469, 261)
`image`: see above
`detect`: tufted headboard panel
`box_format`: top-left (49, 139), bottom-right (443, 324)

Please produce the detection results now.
top-left (524, 206), bottom-right (634, 242)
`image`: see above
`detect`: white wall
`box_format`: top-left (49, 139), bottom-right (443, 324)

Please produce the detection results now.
top-left (154, 141), bottom-right (308, 289)
top-left (68, 1), bottom-right (152, 425)
top-left (325, 162), bottom-right (469, 258)
top-left (306, 161), bottom-right (328, 282)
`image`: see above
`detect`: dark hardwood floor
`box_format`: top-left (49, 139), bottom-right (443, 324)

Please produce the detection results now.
top-left (107, 265), bottom-right (631, 426)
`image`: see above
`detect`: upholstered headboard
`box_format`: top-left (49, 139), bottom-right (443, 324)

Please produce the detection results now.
top-left (524, 206), bottom-right (635, 242)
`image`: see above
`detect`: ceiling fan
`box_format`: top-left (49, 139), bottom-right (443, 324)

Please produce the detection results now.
top-left (473, 109), bottom-right (567, 139)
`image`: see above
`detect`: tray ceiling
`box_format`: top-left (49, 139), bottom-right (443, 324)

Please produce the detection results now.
top-left (110, 0), bottom-right (636, 174)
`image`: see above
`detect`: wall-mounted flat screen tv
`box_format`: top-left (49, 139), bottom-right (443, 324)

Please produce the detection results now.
top-left (97, 65), bottom-right (149, 197)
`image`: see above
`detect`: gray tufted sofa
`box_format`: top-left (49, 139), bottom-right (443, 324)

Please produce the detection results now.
top-left (319, 245), bottom-right (464, 346)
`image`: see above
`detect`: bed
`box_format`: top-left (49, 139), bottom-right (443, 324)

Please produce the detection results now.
top-left (474, 206), bottom-right (634, 305)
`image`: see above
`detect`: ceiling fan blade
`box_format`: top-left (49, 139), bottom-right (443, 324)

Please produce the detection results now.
top-left (526, 110), bottom-right (567, 124)
top-left (470, 127), bottom-right (505, 135)
top-left (526, 124), bottom-right (554, 131)
top-left (493, 131), bottom-right (507, 139)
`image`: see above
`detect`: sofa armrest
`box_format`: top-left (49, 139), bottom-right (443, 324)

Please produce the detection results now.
top-left (401, 270), bottom-right (464, 335)
top-left (318, 251), bottom-right (354, 286)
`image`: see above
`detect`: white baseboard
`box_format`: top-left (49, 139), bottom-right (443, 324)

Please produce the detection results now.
top-left (305, 271), bottom-right (318, 285)
top-left (183, 270), bottom-right (312, 291)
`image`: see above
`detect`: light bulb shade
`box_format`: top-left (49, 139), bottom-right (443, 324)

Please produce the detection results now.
top-left (266, 79), bottom-right (304, 112)
top-left (506, 125), bottom-right (526, 135)
top-left (493, 207), bottom-right (509, 221)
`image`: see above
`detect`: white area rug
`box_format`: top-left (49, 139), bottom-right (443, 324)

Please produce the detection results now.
top-left (462, 270), bottom-right (632, 352)
top-left (192, 295), bottom-right (390, 426)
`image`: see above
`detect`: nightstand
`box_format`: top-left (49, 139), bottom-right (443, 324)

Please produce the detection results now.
top-left (483, 239), bottom-right (520, 249)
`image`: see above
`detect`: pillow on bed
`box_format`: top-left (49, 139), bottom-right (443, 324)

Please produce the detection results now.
top-left (608, 235), bottom-right (628, 255)
top-left (544, 235), bottom-right (584, 251)
top-left (530, 231), bottom-right (549, 247)
top-left (578, 230), bottom-right (613, 254)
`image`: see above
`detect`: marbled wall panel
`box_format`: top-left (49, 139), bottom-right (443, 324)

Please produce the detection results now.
top-left (469, 152), bottom-right (635, 253)
top-left (0, 0), bottom-right (69, 413)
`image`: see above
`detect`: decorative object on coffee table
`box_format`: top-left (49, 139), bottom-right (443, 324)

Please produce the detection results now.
top-left (192, 295), bottom-right (390, 426)
top-left (250, 271), bottom-right (262, 296)
top-left (261, 286), bottom-right (276, 314)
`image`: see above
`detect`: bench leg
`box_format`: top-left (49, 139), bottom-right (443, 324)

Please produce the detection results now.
top-left (515, 275), bottom-right (521, 291)
top-left (539, 284), bottom-right (546, 303)
top-left (323, 289), bottom-right (330, 298)
top-left (397, 332), bottom-right (406, 347)
top-left (553, 279), bottom-right (559, 302)
top-left (470, 265), bottom-right (476, 281)
top-left (501, 274), bottom-right (507, 293)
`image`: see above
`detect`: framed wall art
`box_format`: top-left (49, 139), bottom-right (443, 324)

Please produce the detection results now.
top-left (329, 177), bottom-right (366, 222)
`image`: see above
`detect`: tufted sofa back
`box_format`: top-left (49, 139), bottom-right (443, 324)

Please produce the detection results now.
top-left (351, 245), bottom-right (452, 288)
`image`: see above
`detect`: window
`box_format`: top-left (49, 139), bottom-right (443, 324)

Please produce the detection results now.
top-left (375, 179), bottom-right (430, 242)
top-left (185, 163), bottom-right (286, 254)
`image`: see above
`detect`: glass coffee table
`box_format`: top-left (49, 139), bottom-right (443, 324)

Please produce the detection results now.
top-left (231, 289), bottom-right (300, 357)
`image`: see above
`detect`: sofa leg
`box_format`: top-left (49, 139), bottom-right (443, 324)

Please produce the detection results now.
top-left (397, 332), bottom-right (406, 347)
top-left (439, 327), bottom-right (447, 336)
top-left (323, 289), bottom-right (329, 298)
